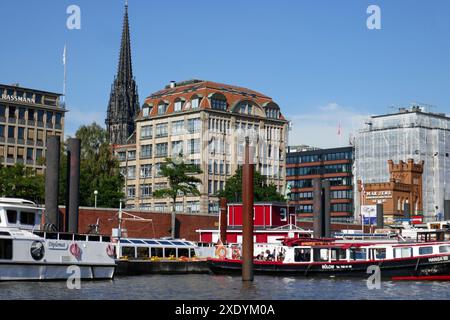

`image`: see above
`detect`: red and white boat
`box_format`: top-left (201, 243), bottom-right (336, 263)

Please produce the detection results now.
top-left (207, 238), bottom-right (450, 280)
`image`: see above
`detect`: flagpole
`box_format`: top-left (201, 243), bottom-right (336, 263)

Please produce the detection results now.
top-left (63, 44), bottom-right (67, 107)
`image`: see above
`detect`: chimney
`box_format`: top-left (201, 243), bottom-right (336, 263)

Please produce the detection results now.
top-left (169, 81), bottom-right (176, 89)
top-left (66, 138), bottom-right (81, 233)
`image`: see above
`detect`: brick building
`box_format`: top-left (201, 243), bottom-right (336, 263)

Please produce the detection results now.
top-left (358, 159), bottom-right (424, 221)
top-left (287, 146), bottom-right (354, 220)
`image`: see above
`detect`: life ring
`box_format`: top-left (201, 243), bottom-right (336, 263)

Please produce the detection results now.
top-left (215, 246), bottom-right (227, 259)
top-left (70, 243), bottom-right (81, 259)
top-left (106, 244), bottom-right (116, 257)
top-left (231, 247), bottom-right (241, 260)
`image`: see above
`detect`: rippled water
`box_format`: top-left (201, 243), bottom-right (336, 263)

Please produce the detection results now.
top-left (1, 275), bottom-right (450, 300)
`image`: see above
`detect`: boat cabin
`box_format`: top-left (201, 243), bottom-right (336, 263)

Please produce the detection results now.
top-left (118, 238), bottom-right (198, 260)
top-left (0, 198), bottom-right (42, 231)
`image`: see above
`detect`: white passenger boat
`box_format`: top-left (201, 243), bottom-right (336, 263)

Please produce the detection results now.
top-left (0, 198), bottom-right (116, 281)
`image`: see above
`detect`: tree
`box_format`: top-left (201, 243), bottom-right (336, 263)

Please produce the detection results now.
top-left (153, 155), bottom-right (203, 238)
top-left (58, 123), bottom-right (124, 208)
top-left (0, 164), bottom-right (45, 203)
top-left (218, 166), bottom-right (285, 203)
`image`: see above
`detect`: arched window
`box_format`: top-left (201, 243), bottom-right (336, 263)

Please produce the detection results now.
top-left (264, 102), bottom-right (281, 119)
top-left (210, 93), bottom-right (227, 111)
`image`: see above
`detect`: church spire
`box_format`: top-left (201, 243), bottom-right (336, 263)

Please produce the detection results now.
top-left (106, 2), bottom-right (140, 145)
top-left (117, 1), bottom-right (133, 84)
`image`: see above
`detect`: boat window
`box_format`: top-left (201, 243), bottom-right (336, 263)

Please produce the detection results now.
top-left (439, 245), bottom-right (450, 253)
top-left (20, 211), bottom-right (35, 225)
top-left (137, 247), bottom-right (149, 259)
top-left (331, 248), bottom-right (346, 261)
top-left (46, 233), bottom-right (58, 240)
top-left (151, 247), bottom-right (163, 258)
top-left (350, 248), bottom-right (367, 260)
top-left (0, 239), bottom-right (13, 260)
top-left (313, 248), bottom-right (329, 262)
top-left (144, 240), bottom-right (158, 245)
top-left (178, 248), bottom-right (189, 258)
top-left (6, 210), bottom-right (17, 224)
top-left (374, 249), bottom-right (386, 260)
top-left (419, 247), bottom-right (434, 255)
top-left (130, 240), bottom-right (145, 244)
top-left (171, 241), bottom-right (187, 246)
top-left (165, 248), bottom-right (176, 258)
top-left (120, 239), bottom-right (131, 244)
top-left (102, 236), bottom-right (111, 242)
top-left (394, 247), bottom-right (412, 258)
top-left (158, 240), bottom-right (172, 246)
top-left (122, 246), bottom-right (136, 258)
top-left (59, 233), bottom-right (74, 241)
top-left (294, 248), bottom-right (311, 262)
top-left (74, 234), bottom-right (87, 241)
top-left (190, 249), bottom-right (196, 258)
top-left (88, 235), bottom-right (100, 242)
top-left (0, 232), bottom-right (11, 236)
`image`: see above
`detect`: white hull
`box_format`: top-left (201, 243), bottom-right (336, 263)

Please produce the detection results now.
top-left (0, 263), bottom-right (115, 281)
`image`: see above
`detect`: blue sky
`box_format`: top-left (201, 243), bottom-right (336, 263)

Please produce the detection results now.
top-left (1, 0), bottom-right (450, 147)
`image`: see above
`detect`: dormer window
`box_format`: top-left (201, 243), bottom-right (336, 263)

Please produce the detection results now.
top-left (158, 103), bottom-right (167, 115)
top-left (191, 97), bottom-right (200, 109)
top-left (266, 108), bottom-right (280, 119)
top-left (174, 98), bottom-right (184, 112)
top-left (210, 93), bottom-right (227, 111)
top-left (143, 107), bottom-right (149, 117)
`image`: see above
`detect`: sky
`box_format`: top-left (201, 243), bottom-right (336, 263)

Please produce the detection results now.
top-left (1, 0), bottom-right (450, 148)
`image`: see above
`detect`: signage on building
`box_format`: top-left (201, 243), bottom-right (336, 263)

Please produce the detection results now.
top-left (1, 93), bottom-right (35, 104)
top-left (364, 190), bottom-right (392, 200)
top-left (361, 205), bottom-right (377, 225)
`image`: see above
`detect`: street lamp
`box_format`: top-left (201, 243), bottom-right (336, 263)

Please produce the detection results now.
top-left (94, 190), bottom-right (98, 208)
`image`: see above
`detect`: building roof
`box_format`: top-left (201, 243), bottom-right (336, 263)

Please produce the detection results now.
top-left (139, 79), bottom-right (287, 121)
top-left (371, 107), bottom-right (450, 121)
top-left (0, 83), bottom-right (62, 96)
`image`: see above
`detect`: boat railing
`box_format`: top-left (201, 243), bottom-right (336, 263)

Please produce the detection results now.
top-left (33, 231), bottom-right (111, 243)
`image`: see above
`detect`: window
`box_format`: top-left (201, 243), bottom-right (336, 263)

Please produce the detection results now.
top-left (331, 248), bottom-right (347, 261)
top-left (140, 164), bottom-right (152, 178)
top-left (191, 98), bottom-right (200, 109)
top-left (7, 210), bottom-right (17, 224)
top-left (18, 108), bottom-right (26, 120)
top-left (280, 208), bottom-right (287, 221)
top-left (142, 106), bottom-right (151, 117)
top-left (46, 111), bottom-right (53, 124)
top-left (172, 141), bottom-right (184, 157)
top-left (156, 123), bottom-right (168, 138)
top-left (374, 248), bottom-right (386, 259)
top-left (211, 97), bottom-right (227, 111)
top-left (127, 150), bottom-right (136, 160)
top-left (439, 245), bottom-right (450, 253)
top-left (419, 247), bottom-right (433, 255)
top-left (188, 139), bottom-right (200, 155)
top-left (121, 247), bottom-right (136, 258)
top-left (313, 248), bottom-right (329, 262)
top-left (140, 145), bottom-right (152, 158)
top-left (20, 212), bottom-right (35, 225)
top-left (156, 143), bottom-right (168, 157)
top-left (8, 106), bottom-right (16, 119)
top-left (151, 248), bottom-right (164, 258)
top-left (127, 186), bottom-right (136, 198)
top-left (394, 247), bottom-right (412, 258)
top-left (140, 184), bottom-right (152, 198)
top-left (8, 126), bottom-right (15, 138)
top-left (26, 148), bottom-right (33, 161)
top-left (172, 120), bottom-right (185, 135)
top-left (0, 105), bottom-right (5, 117)
top-left (18, 127), bottom-right (24, 140)
top-left (0, 125), bottom-right (4, 138)
top-left (127, 166), bottom-right (136, 179)
top-left (141, 125), bottom-right (153, 139)
top-left (187, 201), bottom-right (200, 214)
top-left (174, 100), bottom-right (183, 112)
top-left (137, 247), bottom-right (149, 259)
top-left (350, 248), bottom-right (367, 260)
top-left (157, 104), bottom-right (167, 115)
top-left (0, 239), bottom-right (13, 260)
top-left (55, 113), bottom-right (62, 126)
top-left (294, 248), bottom-right (311, 262)
top-left (187, 118), bottom-right (201, 133)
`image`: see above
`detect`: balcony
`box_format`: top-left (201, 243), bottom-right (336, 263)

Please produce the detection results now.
top-left (18, 119), bottom-right (26, 125)
top-left (37, 121), bottom-right (44, 128)
top-left (8, 118), bottom-right (16, 124)
top-left (7, 138), bottom-right (15, 144)
top-left (0, 117), bottom-right (5, 123)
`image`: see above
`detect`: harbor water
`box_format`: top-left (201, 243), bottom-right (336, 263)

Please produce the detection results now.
top-left (1, 275), bottom-right (450, 300)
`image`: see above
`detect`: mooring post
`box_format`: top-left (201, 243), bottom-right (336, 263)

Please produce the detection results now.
top-left (45, 136), bottom-right (61, 230)
top-left (242, 137), bottom-right (254, 282)
top-left (219, 197), bottom-right (228, 245)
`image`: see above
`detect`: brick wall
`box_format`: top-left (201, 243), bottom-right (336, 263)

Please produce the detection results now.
top-left (58, 207), bottom-right (219, 241)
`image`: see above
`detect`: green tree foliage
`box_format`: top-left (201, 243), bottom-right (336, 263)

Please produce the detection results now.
top-left (59, 123), bottom-right (124, 208)
top-left (0, 164), bottom-right (45, 203)
top-left (153, 155), bottom-right (203, 238)
top-left (218, 166), bottom-right (285, 203)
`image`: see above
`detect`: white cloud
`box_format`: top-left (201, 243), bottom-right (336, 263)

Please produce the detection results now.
top-left (286, 103), bottom-right (370, 149)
